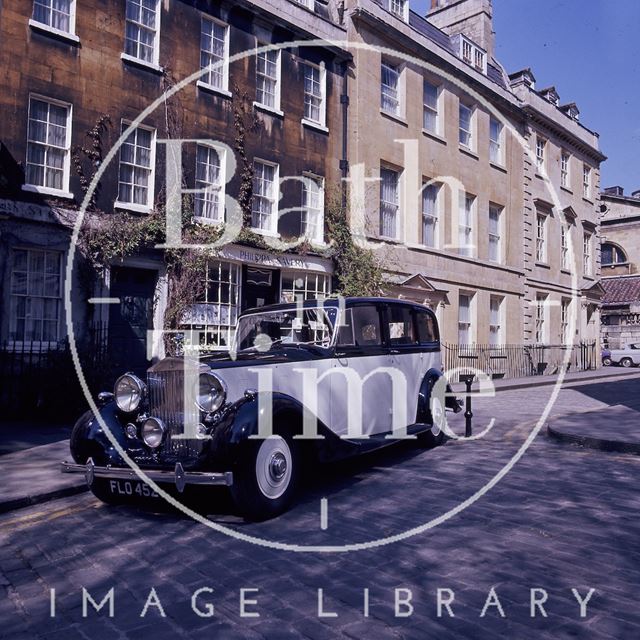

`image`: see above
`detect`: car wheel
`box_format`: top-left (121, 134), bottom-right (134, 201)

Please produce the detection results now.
top-left (417, 384), bottom-right (446, 449)
top-left (602, 357), bottom-right (612, 366)
top-left (621, 357), bottom-right (633, 368)
top-left (231, 434), bottom-right (298, 521)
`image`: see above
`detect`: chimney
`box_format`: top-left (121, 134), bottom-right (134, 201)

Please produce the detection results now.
top-left (604, 186), bottom-right (624, 197)
top-left (428, 0), bottom-right (495, 59)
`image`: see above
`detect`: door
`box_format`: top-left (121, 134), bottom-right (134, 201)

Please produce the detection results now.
top-left (108, 266), bottom-right (157, 376)
top-left (331, 304), bottom-right (393, 438)
top-left (241, 266), bottom-right (280, 311)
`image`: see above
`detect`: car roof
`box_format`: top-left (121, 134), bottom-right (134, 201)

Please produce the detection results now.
top-left (240, 297), bottom-right (434, 317)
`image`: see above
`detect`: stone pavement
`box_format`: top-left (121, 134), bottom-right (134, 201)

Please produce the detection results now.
top-left (548, 404), bottom-right (640, 453)
top-left (0, 441), bottom-right (86, 514)
top-left (0, 376), bottom-right (639, 639)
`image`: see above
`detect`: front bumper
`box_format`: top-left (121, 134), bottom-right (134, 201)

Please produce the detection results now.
top-left (61, 458), bottom-right (233, 493)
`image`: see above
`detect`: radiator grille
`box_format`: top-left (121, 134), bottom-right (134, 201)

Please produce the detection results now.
top-left (147, 369), bottom-right (204, 459)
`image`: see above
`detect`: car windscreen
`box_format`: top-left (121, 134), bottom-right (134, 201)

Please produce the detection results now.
top-left (234, 307), bottom-right (337, 351)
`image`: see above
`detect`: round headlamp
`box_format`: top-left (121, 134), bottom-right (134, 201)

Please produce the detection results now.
top-left (114, 374), bottom-right (146, 413)
top-left (195, 372), bottom-right (226, 413)
top-left (141, 417), bottom-right (165, 449)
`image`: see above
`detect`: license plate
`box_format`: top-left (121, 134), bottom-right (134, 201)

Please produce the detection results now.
top-left (108, 479), bottom-right (160, 499)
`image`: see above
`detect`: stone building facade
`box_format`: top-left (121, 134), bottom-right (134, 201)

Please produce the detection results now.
top-left (599, 187), bottom-right (640, 348)
top-left (343, 0), bottom-right (605, 353)
top-left (0, 0), bottom-right (347, 371)
top-left (0, 0), bottom-right (606, 380)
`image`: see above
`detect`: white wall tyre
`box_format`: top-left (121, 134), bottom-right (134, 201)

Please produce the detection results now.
top-left (417, 380), bottom-right (446, 449)
top-left (231, 434), bottom-right (299, 521)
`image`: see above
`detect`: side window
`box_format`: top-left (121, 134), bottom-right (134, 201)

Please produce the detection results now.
top-left (387, 305), bottom-right (417, 346)
top-left (337, 306), bottom-right (382, 347)
top-left (415, 310), bottom-right (438, 344)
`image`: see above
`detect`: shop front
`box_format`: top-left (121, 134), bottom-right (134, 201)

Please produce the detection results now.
top-left (181, 244), bottom-right (333, 350)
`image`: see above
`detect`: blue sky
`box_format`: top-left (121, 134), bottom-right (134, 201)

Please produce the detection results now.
top-left (414, 0), bottom-right (640, 193)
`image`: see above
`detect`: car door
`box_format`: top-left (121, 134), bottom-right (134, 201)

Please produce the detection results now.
top-left (384, 304), bottom-right (424, 428)
top-left (331, 303), bottom-right (392, 438)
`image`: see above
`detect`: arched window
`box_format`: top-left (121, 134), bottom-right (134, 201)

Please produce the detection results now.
top-left (601, 243), bottom-right (627, 265)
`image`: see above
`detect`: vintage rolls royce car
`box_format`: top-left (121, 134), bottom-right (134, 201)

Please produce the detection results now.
top-left (62, 297), bottom-right (459, 520)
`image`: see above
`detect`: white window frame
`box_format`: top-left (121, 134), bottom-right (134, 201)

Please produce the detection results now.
top-left (24, 95), bottom-right (73, 199)
top-left (561, 225), bottom-right (570, 270)
top-left (489, 116), bottom-right (503, 165)
top-left (194, 143), bottom-right (225, 224)
top-left (386, 0), bottom-right (409, 21)
top-left (381, 59), bottom-right (401, 117)
top-left (182, 260), bottom-right (240, 351)
top-left (379, 166), bottom-right (400, 239)
top-left (302, 62), bottom-right (327, 128)
top-left (280, 271), bottom-right (331, 304)
top-left (561, 298), bottom-right (571, 345)
top-left (488, 203), bottom-right (503, 263)
top-left (255, 49), bottom-right (282, 113)
top-left (458, 191), bottom-right (475, 257)
top-left (458, 35), bottom-right (486, 74)
top-left (535, 136), bottom-right (546, 173)
top-left (422, 181), bottom-right (441, 248)
top-left (459, 102), bottom-right (474, 150)
top-left (560, 151), bottom-right (570, 188)
top-left (30, 0), bottom-right (77, 37)
top-left (535, 294), bottom-right (548, 344)
top-left (489, 295), bottom-right (504, 346)
top-left (115, 122), bottom-right (156, 213)
top-left (251, 159), bottom-right (279, 235)
top-left (292, 0), bottom-right (314, 9)
top-left (583, 231), bottom-right (593, 276)
top-left (198, 17), bottom-right (230, 94)
top-left (423, 79), bottom-right (441, 135)
top-left (9, 247), bottom-right (64, 348)
top-left (583, 164), bottom-right (592, 199)
top-left (301, 173), bottom-right (325, 243)
top-left (536, 213), bottom-right (548, 263)
top-left (458, 292), bottom-right (474, 345)
top-left (123, 0), bottom-right (161, 68)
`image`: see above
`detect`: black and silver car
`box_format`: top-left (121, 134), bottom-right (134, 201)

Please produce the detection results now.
top-left (63, 297), bottom-right (459, 520)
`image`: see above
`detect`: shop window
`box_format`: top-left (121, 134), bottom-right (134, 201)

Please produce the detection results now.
top-left (181, 260), bottom-right (240, 350)
top-left (280, 272), bottom-right (330, 303)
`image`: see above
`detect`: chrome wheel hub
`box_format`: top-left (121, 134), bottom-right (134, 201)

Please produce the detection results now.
top-left (255, 436), bottom-right (293, 500)
top-left (269, 452), bottom-right (287, 481)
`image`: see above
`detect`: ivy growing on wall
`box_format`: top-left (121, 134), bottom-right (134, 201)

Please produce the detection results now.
top-left (73, 89), bottom-right (385, 353)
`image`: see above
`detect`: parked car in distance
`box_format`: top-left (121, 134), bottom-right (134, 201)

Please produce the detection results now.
top-left (603, 343), bottom-right (640, 368)
top-left (62, 297), bottom-right (460, 520)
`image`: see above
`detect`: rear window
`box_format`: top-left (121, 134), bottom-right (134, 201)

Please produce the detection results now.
top-left (415, 309), bottom-right (438, 344)
top-left (387, 305), bottom-right (418, 346)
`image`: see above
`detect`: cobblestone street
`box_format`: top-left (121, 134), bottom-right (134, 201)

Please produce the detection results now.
top-left (2, 375), bottom-right (640, 639)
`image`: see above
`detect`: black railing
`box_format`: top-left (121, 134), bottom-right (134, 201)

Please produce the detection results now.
top-left (0, 322), bottom-right (114, 420)
top-left (443, 342), bottom-right (598, 381)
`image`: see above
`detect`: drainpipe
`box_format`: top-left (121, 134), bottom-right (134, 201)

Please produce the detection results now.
top-left (339, 59), bottom-right (350, 211)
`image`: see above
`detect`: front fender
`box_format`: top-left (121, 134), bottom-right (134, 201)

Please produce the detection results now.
top-left (206, 392), bottom-right (357, 467)
top-left (416, 368), bottom-right (463, 422)
top-left (69, 402), bottom-right (129, 466)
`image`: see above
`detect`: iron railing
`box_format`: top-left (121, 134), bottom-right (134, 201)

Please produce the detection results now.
top-left (443, 342), bottom-right (598, 381)
top-left (0, 323), bottom-right (113, 419)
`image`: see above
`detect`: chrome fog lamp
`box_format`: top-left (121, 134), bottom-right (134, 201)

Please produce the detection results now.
top-left (195, 372), bottom-right (226, 413)
top-left (125, 423), bottom-right (138, 439)
top-left (114, 374), bottom-right (146, 413)
top-left (142, 417), bottom-right (166, 449)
